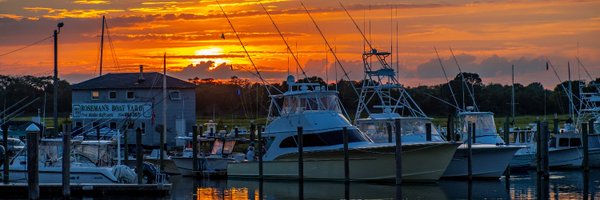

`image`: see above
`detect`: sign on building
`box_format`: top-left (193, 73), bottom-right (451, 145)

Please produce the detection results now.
top-left (72, 103), bottom-right (152, 119)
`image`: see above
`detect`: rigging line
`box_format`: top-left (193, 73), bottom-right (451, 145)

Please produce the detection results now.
top-left (449, 47), bottom-right (478, 111)
top-left (104, 19), bottom-right (122, 72)
top-left (216, 0), bottom-right (280, 95)
top-left (258, 1), bottom-right (309, 80)
top-left (546, 58), bottom-right (581, 113)
top-left (339, 1), bottom-right (377, 54)
top-left (0, 35), bottom-right (52, 57)
top-left (434, 47), bottom-right (459, 109)
top-left (576, 57), bottom-right (595, 83)
top-left (300, 2), bottom-right (360, 98)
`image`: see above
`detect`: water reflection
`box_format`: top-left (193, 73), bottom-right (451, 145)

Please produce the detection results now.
top-left (166, 170), bottom-right (600, 199)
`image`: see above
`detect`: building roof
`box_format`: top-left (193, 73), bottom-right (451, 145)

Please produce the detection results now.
top-left (72, 72), bottom-right (196, 90)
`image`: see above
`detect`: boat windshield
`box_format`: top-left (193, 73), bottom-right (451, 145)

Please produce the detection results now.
top-left (281, 93), bottom-right (341, 115)
top-left (459, 113), bottom-right (497, 136)
top-left (278, 129), bottom-right (370, 148)
top-left (357, 118), bottom-right (444, 142)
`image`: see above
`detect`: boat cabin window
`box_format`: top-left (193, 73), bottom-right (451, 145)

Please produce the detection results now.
top-left (108, 91), bottom-right (117, 99)
top-left (556, 137), bottom-right (581, 147)
top-left (282, 93), bottom-right (341, 115)
top-left (460, 113), bottom-right (497, 136)
top-left (279, 129), bottom-right (369, 148)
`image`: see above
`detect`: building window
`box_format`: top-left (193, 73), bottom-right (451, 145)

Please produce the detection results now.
top-left (126, 91), bottom-right (135, 100)
top-left (169, 90), bottom-right (181, 100)
top-left (91, 91), bottom-right (100, 100)
top-left (141, 122), bottom-right (146, 134)
top-left (127, 121), bottom-right (134, 129)
top-left (110, 122), bottom-right (117, 130)
top-left (109, 91), bottom-right (117, 100)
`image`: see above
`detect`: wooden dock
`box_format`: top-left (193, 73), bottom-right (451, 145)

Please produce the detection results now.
top-left (0, 183), bottom-right (171, 198)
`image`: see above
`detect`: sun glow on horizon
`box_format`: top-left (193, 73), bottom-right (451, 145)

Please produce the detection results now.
top-left (192, 47), bottom-right (229, 70)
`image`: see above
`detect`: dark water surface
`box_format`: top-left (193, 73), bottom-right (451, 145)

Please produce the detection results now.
top-left (159, 170), bottom-right (600, 199)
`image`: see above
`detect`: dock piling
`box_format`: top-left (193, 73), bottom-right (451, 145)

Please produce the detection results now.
top-left (124, 129), bottom-right (129, 164)
top-left (234, 127), bottom-right (239, 138)
top-left (446, 115), bottom-right (454, 141)
top-left (503, 117), bottom-right (510, 181)
top-left (536, 121), bottom-right (542, 174)
top-left (258, 125), bottom-right (263, 180)
top-left (62, 124), bottom-right (71, 198)
top-left (26, 124), bottom-right (40, 200)
top-left (297, 126), bottom-right (303, 180)
top-left (582, 122), bottom-right (589, 172)
top-left (540, 122), bottom-right (549, 177)
top-left (467, 123), bottom-right (473, 181)
top-left (343, 127), bottom-right (349, 182)
top-left (250, 123), bottom-right (256, 142)
top-left (136, 127), bottom-right (143, 184)
top-left (394, 119), bottom-right (402, 185)
top-left (425, 123), bottom-right (432, 142)
top-left (387, 122), bottom-right (392, 143)
top-left (2, 125), bottom-right (8, 184)
top-left (192, 125), bottom-right (198, 172)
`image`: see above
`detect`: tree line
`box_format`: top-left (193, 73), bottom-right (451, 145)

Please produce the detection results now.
top-left (0, 73), bottom-right (598, 121)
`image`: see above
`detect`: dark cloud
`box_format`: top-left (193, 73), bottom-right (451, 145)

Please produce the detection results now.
top-left (415, 54), bottom-right (548, 79)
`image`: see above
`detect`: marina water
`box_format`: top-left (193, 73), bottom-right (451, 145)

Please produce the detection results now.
top-left (137, 169), bottom-right (600, 199)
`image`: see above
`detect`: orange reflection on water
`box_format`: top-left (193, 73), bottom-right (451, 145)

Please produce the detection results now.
top-left (196, 187), bottom-right (249, 200)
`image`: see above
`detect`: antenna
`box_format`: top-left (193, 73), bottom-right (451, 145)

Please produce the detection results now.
top-left (258, 2), bottom-right (309, 80)
top-left (99, 15), bottom-right (105, 76)
top-left (449, 47), bottom-right (478, 111)
top-left (215, 0), bottom-right (281, 94)
top-left (434, 47), bottom-right (459, 109)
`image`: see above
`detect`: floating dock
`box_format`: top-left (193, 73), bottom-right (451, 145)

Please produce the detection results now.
top-left (0, 183), bottom-right (171, 198)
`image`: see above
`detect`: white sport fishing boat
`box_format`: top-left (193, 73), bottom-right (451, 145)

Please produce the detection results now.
top-left (6, 137), bottom-right (137, 184)
top-left (509, 121), bottom-right (583, 169)
top-left (442, 111), bottom-right (522, 178)
top-left (227, 76), bottom-right (459, 182)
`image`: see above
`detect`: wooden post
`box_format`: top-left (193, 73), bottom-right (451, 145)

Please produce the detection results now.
top-left (504, 117), bottom-right (510, 145)
top-left (159, 126), bottom-right (165, 173)
top-left (553, 116), bottom-right (559, 135)
top-left (62, 124), bottom-right (71, 197)
top-left (394, 119), bottom-right (402, 185)
top-left (26, 124), bottom-right (40, 200)
top-left (297, 126), bottom-right (303, 180)
top-left (124, 129), bottom-right (129, 165)
top-left (2, 125), bottom-right (9, 184)
top-left (446, 114), bottom-right (453, 141)
top-left (425, 123), bottom-right (432, 141)
top-left (582, 122), bottom-right (589, 172)
top-left (192, 125), bottom-right (198, 172)
top-left (387, 122), bottom-right (393, 143)
top-left (258, 125), bottom-right (263, 180)
top-left (467, 123), bottom-right (473, 180)
top-left (234, 127), bottom-right (239, 138)
top-left (136, 127), bottom-right (143, 184)
top-left (542, 122), bottom-right (549, 178)
top-left (503, 118), bottom-right (511, 181)
top-left (535, 121), bottom-right (542, 174)
top-left (250, 123), bottom-right (256, 142)
top-left (343, 127), bottom-right (349, 182)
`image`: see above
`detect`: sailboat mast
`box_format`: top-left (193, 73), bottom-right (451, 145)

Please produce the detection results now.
top-left (568, 61), bottom-right (573, 120)
top-left (511, 64), bottom-right (515, 123)
top-left (99, 15), bottom-right (105, 76)
top-left (160, 52), bottom-right (167, 171)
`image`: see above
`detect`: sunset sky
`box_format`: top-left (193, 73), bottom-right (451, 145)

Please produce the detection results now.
top-left (1, 0), bottom-right (599, 88)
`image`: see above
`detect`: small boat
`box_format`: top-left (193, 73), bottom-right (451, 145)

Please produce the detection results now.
top-left (227, 75), bottom-right (459, 182)
top-left (172, 136), bottom-right (243, 176)
top-left (441, 111), bottom-right (522, 178)
top-left (5, 138), bottom-right (138, 184)
top-left (509, 121), bottom-right (583, 169)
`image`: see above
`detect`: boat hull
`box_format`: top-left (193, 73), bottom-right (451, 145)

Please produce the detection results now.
top-left (171, 157), bottom-right (231, 176)
top-left (6, 166), bottom-right (118, 183)
top-left (228, 142), bottom-right (459, 182)
top-left (510, 147), bottom-right (582, 169)
top-left (442, 144), bottom-right (521, 178)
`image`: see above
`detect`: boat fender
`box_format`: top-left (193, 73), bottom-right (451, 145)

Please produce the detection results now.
top-left (112, 165), bottom-right (137, 183)
top-left (142, 162), bottom-right (158, 184)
